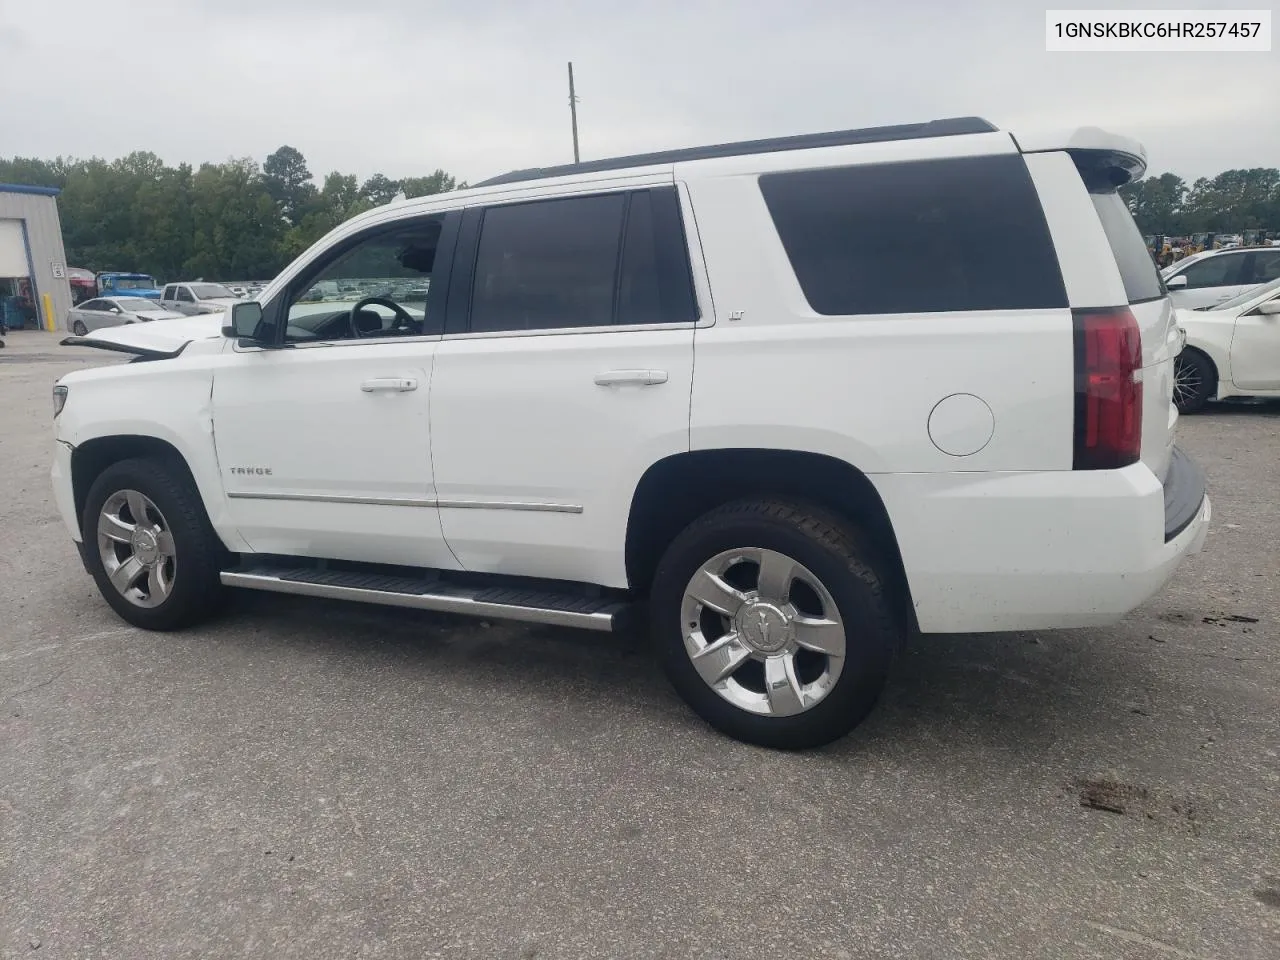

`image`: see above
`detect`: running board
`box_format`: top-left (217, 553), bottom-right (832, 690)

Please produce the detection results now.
top-left (220, 567), bottom-right (627, 632)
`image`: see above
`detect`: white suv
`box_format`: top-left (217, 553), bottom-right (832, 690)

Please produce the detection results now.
top-left (52, 117), bottom-right (1210, 749)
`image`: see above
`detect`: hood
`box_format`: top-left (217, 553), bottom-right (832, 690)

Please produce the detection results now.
top-left (62, 312), bottom-right (225, 358)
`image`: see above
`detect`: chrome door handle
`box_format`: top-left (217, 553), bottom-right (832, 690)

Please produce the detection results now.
top-left (594, 369), bottom-right (668, 386)
top-left (360, 377), bottom-right (419, 393)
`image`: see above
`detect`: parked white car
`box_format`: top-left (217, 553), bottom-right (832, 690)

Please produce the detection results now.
top-left (1174, 276), bottom-right (1280, 412)
top-left (51, 117), bottom-right (1208, 749)
top-left (1161, 246), bottom-right (1280, 309)
top-left (66, 297), bottom-right (183, 336)
top-left (158, 282), bottom-right (244, 316)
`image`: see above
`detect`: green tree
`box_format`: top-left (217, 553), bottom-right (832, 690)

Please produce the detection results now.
top-left (262, 145), bottom-right (316, 226)
top-left (401, 169), bottom-right (462, 198)
top-left (360, 173), bottom-right (401, 206)
top-left (1121, 173), bottom-right (1188, 235)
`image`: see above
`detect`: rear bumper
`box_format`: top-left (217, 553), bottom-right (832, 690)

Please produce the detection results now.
top-left (873, 454), bottom-right (1210, 633)
top-left (1163, 446), bottom-right (1206, 541)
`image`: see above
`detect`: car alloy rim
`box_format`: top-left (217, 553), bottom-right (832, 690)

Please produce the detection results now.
top-left (97, 489), bottom-right (177, 608)
top-left (680, 548), bottom-right (846, 717)
top-left (1173, 356), bottom-right (1201, 407)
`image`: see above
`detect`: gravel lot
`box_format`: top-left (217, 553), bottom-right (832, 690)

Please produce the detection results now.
top-left (2, 330), bottom-right (1278, 959)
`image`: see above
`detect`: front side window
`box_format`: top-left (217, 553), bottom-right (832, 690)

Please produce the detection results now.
top-left (1179, 253), bottom-right (1245, 289)
top-left (760, 155), bottom-right (1067, 315)
top-left (161, 285), bottom-right (175, 300)
top-left (467, 188), bottom-right (697, 334)
top-left (80, 299), bottom-right (105, 312)
top-left (175, 287), bottom-right (195, 302)
top-left (284, 216), bottom-right (443, 343)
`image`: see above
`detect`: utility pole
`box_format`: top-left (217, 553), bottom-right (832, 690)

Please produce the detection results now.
top-left (567, 61), bottom-right (581, 164)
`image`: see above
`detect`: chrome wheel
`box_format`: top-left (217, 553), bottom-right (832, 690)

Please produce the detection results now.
top-left (680, 548), bottom-right (846, 717)
top-left (1174, 355), bottom-right (1202, 409)
top-left (97, 489), bottom-right (177, 609)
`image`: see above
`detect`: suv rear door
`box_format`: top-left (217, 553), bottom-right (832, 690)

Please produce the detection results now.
top-left (428, 185), bottom-right (700, 588)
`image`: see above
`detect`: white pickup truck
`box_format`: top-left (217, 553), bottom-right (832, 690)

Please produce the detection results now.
top-left (52, 117), bottom-right (1209, 748)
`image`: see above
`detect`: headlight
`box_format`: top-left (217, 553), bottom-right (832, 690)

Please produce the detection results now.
top-left (53, 384), bottom-right (69, 417)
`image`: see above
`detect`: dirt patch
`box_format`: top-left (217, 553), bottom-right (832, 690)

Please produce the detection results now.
top-left (1075, 777), bottom-right (1204, 836)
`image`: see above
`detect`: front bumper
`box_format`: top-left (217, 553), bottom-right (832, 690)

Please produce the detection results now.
top-left (873, 451), bottom-right (1210, 633)
top-left (51, 439), bottom-right (80, 543)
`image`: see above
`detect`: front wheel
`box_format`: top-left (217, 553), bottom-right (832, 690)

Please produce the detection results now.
top-left (82, 457), bottom-right (226, 630)
top-left (72, 320), bottom-right (88, 336)
top-left (650, 500), bottom-right (899, 750)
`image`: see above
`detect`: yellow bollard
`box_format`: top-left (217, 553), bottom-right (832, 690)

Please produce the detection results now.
top-left (43, 292), bottom-right (55, 332)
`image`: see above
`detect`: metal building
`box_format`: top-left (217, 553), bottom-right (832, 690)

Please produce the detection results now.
top-left (0, 183), bottom-right (72, 332)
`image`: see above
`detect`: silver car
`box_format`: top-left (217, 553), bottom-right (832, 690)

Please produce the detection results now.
top-left (67, 298), bottom-right (184, 336)
top-left (158, 282), bottom-right (244, 317)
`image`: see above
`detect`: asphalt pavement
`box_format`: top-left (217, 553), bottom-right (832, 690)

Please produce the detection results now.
top-left (2, 330), bottom-right (1278, 959)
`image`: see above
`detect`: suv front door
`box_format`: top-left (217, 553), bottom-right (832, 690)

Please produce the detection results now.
top-left (210, 212), bottom-right (462, 569)
top-left (429, 186), bottom-right (701, 587)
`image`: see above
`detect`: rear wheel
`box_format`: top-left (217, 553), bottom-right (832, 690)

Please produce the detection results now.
top-left (82, 457), bottom-right (226, 630)
top-left (1174, 349), bottom-right (1215, 414)
top-left (650, 499), bottom-right (899, 749)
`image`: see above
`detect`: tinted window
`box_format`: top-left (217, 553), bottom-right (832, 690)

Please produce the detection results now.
top-left (1248, 250), bottom-right (1280, 284)
top-left (1180, 253), bottom-right (1245, 289)
top-left (1089, 189), bottom-right (1165, 302)
top-left (161, 285), bottom-right (175, 300)
top-left (759, 155), bottom-right (1066, 315)
top-left (471, 194), bottom-right (625, 333)
top-left (80, 299), bottom-right (105, 311)
top-left (616, 189), bottom-right (698, 326)
top-left (176, 287), bottom-right (195, 302)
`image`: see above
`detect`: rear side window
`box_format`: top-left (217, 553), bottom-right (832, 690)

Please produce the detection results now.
top-left (468, 188), bottom-right (696, 333)
top-left (1089, 189), bottom-right (1165, 303)
top-left (759, 155), bottom-right (1067, 315)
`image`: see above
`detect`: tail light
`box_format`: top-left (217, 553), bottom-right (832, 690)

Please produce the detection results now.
top-left (1073, 307), bottom-right (1142, 470)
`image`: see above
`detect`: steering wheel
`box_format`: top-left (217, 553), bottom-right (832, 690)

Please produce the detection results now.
top-left (348, 296), bottom-right (419, 338)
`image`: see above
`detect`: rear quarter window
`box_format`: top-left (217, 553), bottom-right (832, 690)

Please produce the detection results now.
top-left (759, 155), bottom-right (1067, 315)
top-left (1089, 189), bottom-right (1165, 303)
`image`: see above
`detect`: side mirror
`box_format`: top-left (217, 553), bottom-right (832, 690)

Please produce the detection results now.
top-left (223, 301), bottom-right (264, 341)
top-left (1165, 275), bottom-right (1189, 289)
top-left (1256, 300), bottom-right (1280, 316)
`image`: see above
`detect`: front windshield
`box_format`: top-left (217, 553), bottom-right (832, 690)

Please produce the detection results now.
top-left (1199, 276), bottom-right (1280, 313)
top-left (190, 283), bottom-right (236, 299)
top-left (114, 277), bottom-right (156, 290)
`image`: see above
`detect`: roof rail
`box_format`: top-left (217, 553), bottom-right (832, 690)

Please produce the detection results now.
top-left (474, 117), bottom-right (998, 188)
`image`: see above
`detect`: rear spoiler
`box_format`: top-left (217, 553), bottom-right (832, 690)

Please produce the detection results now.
top-left (1010, 126), bottom-right (1147, 184)
top-left (60, 336), bottom-right (187, 361)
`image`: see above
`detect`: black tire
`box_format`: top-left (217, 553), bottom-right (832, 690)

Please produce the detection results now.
top-left (1173, 349), bottom-right (1215, 414)
top-left (650, 499), bottom-right (899, 750)
top-left (72, 320), bottom-right (88, 336)
top-left (82, 456), bottom-right (227, 630)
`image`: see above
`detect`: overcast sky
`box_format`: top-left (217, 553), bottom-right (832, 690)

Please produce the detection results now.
top-left (2, 0), bottom-right (1276, 185)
